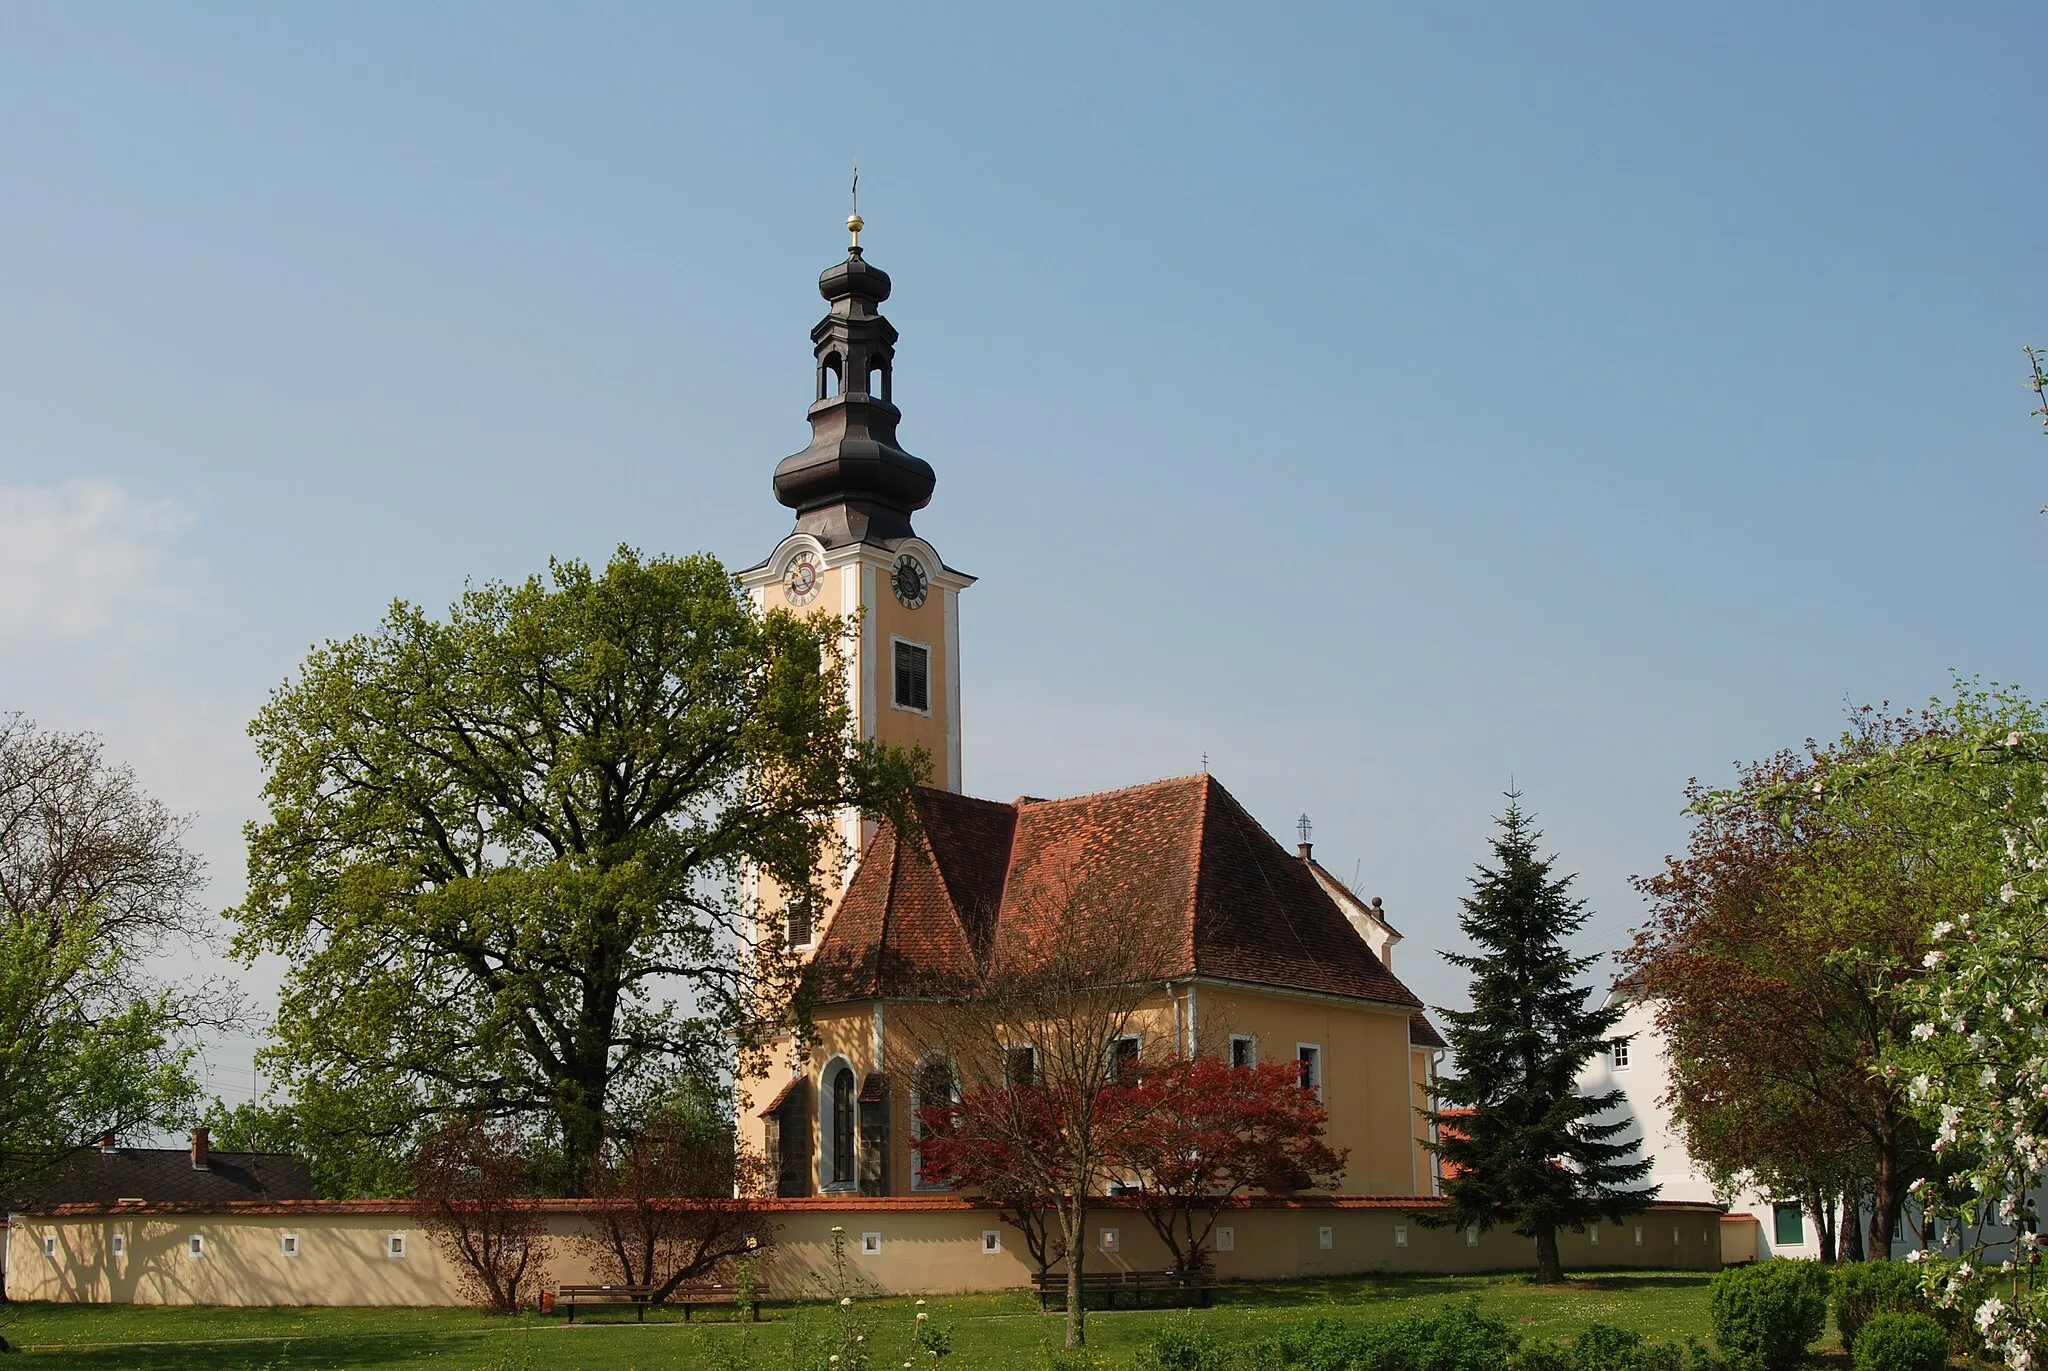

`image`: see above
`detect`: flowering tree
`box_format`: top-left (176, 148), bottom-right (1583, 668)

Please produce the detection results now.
top-left (1114, 1056), bottom-right (1346, 1272)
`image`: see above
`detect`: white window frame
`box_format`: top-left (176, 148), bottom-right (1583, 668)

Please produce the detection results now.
top-left (818, 1054), bottom-right (860, 1193)
top-left (889, 635), bottom-right (933, 716)
top-left (111, 1233), bottom-right (125, 1258)
top-left (1106, 1033), bottom-right (1142, 1081)
top-left (188, 1234), bottom-right (205, 1258)
top-left (387, 1233), bottom-right (407, 1259)
top-left (1318, 1225), bottom-right (1334, 1250)
top-left (1296, 1042), bottom-right (1323, 1099)
top-left (1003, 1043), bottom-right (1038, 1086)
top-left (981, 1230), bottom-right (1001, 1254)
top-left (910, 1052), bottom-right (959, 1191)
top-left (860, 1231), bottom-right (882, 1256)
top-left (41, 1235), bottom-right (56, 1258)
top-left (1610, 1038), bottom-right (1631, 1070)
top-left (1394, 1224), bottom-right (1408, 1248)
top-left (280, 1232), bottom-right (299, 1257)
top-left (1099, 1227), bottom-right (1120, 1253)
top-left (1216, 1226), bottom-right (1235, 1253)
top-left (1229, 1033), bottom-right (1257, 1069)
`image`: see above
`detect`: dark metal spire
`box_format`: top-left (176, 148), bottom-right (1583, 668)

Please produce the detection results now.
top-left (771, 221), bottom-right (935, 547)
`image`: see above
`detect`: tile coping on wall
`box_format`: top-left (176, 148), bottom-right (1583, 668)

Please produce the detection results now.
top-left (17, 1195), bottom-right (1731, 1220)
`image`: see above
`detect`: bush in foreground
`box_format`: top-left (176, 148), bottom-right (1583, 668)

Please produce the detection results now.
top-left (1851, 1311), bottom-right (1948, 1371)
top-left (1709, 1260), bottom-right (1830, 1371)
top-left (1836, 1261), bottom-right (1931, 1350)
top-left (1142, 1306), bottom-right (1727, 1371)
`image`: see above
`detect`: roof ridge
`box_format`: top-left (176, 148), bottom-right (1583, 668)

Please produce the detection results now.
top-left (1012, 772), bottom-right (1212, 812)
top-left (913, 785), bottom-right (1015, 814)
top-left (1184, 774), bottom-right (1212, 973)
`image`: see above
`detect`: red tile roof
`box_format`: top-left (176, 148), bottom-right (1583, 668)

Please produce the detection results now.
top-left (811, 774), bottom-right (1424, 1010)
top-left (1409, 1013), bottom-right (1447, 1049)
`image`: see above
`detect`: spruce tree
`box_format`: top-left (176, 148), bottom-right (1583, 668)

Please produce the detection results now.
top-left (1426, 791), bottom-right (1656, 1281)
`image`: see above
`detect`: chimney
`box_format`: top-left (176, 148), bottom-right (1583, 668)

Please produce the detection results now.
top-left (98, 1130), bottom-right (118, 1153)
top-left (190, 1127), bottom-right (211, 1171)
top-left (1297, 842), bottom-right (1312, 860)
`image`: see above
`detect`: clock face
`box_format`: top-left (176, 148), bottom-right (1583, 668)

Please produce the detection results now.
top-left (891, 554), bottom-right (929, 609)
top-left (784, 553), bottom-right (821, 606)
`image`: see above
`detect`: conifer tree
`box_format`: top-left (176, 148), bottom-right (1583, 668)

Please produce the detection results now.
top-left (1426, 791), bottom-right (1655, 1281)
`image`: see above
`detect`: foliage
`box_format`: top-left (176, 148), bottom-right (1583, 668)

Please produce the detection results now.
top-left (197, 1092), bottom-right (417, 1200)
top-left (409, 1117), bottom-right (550, 1314)
top-left (1115, 1055), bottom-right (1347, 1272)
top-left (1836, 1261), bottom-right (1932, 1351)
top-left (577, 1093), bottom-right (775, 1303)
top-left (0, 716), bottom-right (211, 1218)
top-left (231, 548), bottom-right (923, 1191)
top-left (1851, 1311), bottom-right (1947, 1371)
top-left (913, 1297), bottom-right (953, 1361)
top-left (1235, 1302), bottom-right (1522, 1371)
top-left (1707, 1260), bottom-right (1829, 1371)
top-left (1426, 793), bottom-right (1655, 1282)
top-left (1136, 1319), bottom-right (1225, 1371)
top-left (1631, 701), bottom-right (2016, 1261)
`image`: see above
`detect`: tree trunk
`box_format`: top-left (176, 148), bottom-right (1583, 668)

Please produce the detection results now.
top-left (1840, 1190), bottom-right (1866, 1262)
top-left (1062, 1199), bottom-right (1087, 1349)
top-left (1802, 1188), bottom-right (1837, 1264)
top-left (1534, 1223), bottom-right (1563, 1284)
top-left (1869, 1151), bottom-right (1903, 1261)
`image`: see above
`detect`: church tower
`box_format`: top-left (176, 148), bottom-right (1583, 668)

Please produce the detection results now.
top-left (738, 216), bottom-right (972, 825)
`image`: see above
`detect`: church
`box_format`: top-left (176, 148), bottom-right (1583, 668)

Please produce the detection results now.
top-left (730, 213), bottom-right (1449, 1201)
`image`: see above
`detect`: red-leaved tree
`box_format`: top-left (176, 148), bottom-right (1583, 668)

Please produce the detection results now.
top-left (410, 1117), bottom-right (550, 1313)
top-left (913, 1078), bottom-right (1086, 1282)
top-left (1114, 1057), bottom-right (1347, 1272)
top-left (579, 1110), bottom-right (776, 1305)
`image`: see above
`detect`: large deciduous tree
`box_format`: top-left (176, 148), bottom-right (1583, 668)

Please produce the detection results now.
top-left (0, 716), bottom-right (209, 1236)
top-left (1628, 700), bottom-right (2009, 1261)
top-left (231, 549), bottom-right (922, 1192)
top-left (1427, 792), bottom-right (1655, 1283)
top-left (1115, 1055), bottom-right (1346, 1273)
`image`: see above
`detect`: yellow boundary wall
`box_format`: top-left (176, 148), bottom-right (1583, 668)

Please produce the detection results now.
top-left (5, 1197), bottom-right (1723, 1305)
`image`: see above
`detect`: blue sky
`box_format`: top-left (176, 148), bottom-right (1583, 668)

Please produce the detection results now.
top-left (3, 3), bottom-right (2043, 1101)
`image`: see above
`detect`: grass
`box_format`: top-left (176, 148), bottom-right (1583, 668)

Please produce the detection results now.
top-left (0, 1271), bottom-right (1719, 1370)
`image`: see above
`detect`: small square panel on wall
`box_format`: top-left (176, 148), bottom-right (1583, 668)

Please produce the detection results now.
top-left (981, 1230), bottom-right (1000, 1254)
top-left (1394, 1224), bottom-right (1408, 1248)
top-left (1590, 1225), bottom-right (1599, 1246)
top-left (1099, 1228), bottom-right (1119, 1253)
top-left (187, 1234), bottom-right (204, 1258)
top-left (110, 1234), bottom-right (125, 1258)
top-left (281, 1233), bottom-right (299, 1256)
top-left (1216, 1227), bottom-right (1235, 1253)
top-left (861, 1232), bottom-right (882, 1256)
top-left (1318, 1226), bottom-right (1334, 1251)
top-left (1465, 1225), bottom-right (1479, 1248)
top-left (387, 1234), bottom-right (407, 1258)
top-left (41, 1235), bottom-right (55, 1258)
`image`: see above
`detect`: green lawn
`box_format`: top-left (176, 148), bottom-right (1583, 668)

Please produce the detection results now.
top-left (0, 1271), bottom-right (1723, 1370)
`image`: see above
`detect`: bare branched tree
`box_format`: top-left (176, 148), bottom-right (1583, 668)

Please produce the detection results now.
top-left (910, 857), bottom-right (1178, 1351)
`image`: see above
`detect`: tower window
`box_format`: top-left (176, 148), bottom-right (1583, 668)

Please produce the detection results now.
top-left (785, 899), bottom-right (813, 949)
top-left (1297, 1044), bottom-right (1322, 1097)
top-left (893, 640), bottom-right (929, 712)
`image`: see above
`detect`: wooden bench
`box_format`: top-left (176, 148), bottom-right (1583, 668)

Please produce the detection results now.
top-left (1029, 1268), bottom-right (1215, 1311)
top-left (555, 1280), bottom-right (767, 1322)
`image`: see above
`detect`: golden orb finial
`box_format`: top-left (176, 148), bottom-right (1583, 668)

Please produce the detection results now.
top-left (846, 211), bottom-right (864, 248)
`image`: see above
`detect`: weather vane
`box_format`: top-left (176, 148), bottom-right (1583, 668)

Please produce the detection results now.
top-left (847, 162), bottom-right (863, 248)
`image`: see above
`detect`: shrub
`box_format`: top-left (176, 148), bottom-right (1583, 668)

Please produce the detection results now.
top-left (1234, 1304), bottom-right (1519, 1371)
top-left (1139, 1321), bottom-right (1223, 1371)
top-left (1850, 1312), bottom-right (1947, 1371)
top-left (1521, 1325), bottom-right (1730, 1371)
top-left (1709, 1260), bottom-right (1830, 1370)
top-left (1836, 1261), bottom-right (1930, 1350)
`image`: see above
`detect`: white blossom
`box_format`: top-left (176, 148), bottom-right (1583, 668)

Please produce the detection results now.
top-left (1914, 1022), bottom-right (1937, 1041)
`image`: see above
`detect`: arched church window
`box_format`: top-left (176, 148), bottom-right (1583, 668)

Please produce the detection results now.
top-left (830, 1063), bottom-right (856, 1186)
top-left (910, 1053), bottom-right (958, 1190)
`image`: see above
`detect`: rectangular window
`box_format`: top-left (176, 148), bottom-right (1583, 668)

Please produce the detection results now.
top-left (42, 1235), bottom-right (55, 1258)
top-left (387, 1234), bottom-right (407, 1259)
top-left (981, 1230), bottom-right (1001, 1254)
top-left (1590, 1225), bottom-right (1599, 1246)
top-left (1107, 1035), bottom-right (1141, 1081)
top-left (860, 1231), bottom-right (882, 1256)
top-left (1318, 1226), bottom-right (1334, 1251)
top-left (784, 902), bottom-right (813, 949)
top-left (1216, 1227), bottom-right (1235, 1253)
top-left (1230, 1035), bottom-right (1256, 1069)
top-left (111, 1234), bottom-right (125, 1258)
top-left (1099, 1227), bottom-right (1119, 1253)
top-left (1005, 1046), bottom-right (1037, 1087)
top-left (1773, 1203), bottom-right (1803, 1246)
top-left (1297, 1044), bottom-right (1322, 1097)
top-left (1610, 1039), bottom-right (1630, 1069)
top-left (1394, 1224), bottom-right (1408, 1248)
top-left (1466, 1224), bottom-right (1479, 1248)
top-left (1634, 1226), bottom-right (1643, 1246)
top-left (893, 640), bottom-right (930, 712)
top-left (280, 1233), bottom-right (299, 1257)
top-left (188, 1234), bottom-right (204, 1258)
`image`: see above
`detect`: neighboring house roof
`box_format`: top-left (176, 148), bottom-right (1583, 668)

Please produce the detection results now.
top-left (18, 1147), bottom-right (315, 1210)
top-left (811, 774), bottom-right (1424, 1010)
top-left (1408, 1013), bottom-right (1447, 1050)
